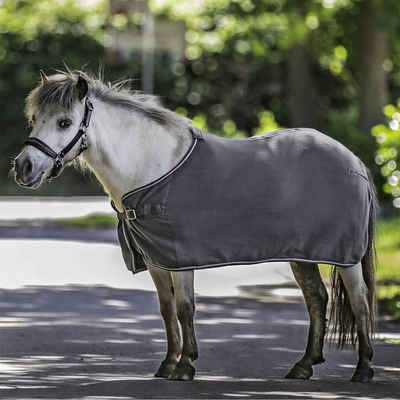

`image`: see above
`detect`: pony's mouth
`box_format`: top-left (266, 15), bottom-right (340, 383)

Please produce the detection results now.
top-left (17, 171), bottom-right (45, 189)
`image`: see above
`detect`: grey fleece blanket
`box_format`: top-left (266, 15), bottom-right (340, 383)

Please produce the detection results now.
top-left (114, 127), bottom-right (372, 274)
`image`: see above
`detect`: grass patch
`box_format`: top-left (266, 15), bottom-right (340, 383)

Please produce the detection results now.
top-left (375, 217), bottom-right (400, 319)
top-left (379, 338), bottom-right (400, 344)
top-left (52, 213), bottom-right (117, 229)
top-left (376, 217), bottom-right (400, 282)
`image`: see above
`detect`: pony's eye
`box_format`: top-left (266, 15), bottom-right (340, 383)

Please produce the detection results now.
top-left (58, 119), bottom-right (72, 129)
top-left (29, 114), bottom-right (36, 127)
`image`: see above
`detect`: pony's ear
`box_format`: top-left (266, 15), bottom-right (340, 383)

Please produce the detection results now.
top-left (39, 69), bottom-right (48, 83)
top-left (76, 75), bottom-right (89, 101)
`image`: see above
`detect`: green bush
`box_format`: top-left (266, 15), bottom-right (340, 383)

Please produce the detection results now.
top-left (372, 101), bottom-right (400, 208)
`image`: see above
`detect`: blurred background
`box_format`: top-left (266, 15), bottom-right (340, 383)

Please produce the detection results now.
top-left (0, 0), bottom-right (399, 350)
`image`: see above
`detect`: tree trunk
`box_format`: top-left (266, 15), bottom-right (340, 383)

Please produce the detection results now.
top-left (357, 0), bottom-right (388, 134)
top-left (287, 43), bottom-right (322, 129)
top-left (286, 0), bottom-right (322, 130)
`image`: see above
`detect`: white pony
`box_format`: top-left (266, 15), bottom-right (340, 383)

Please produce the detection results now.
top-left (14, 71), bottom-right (376, 383)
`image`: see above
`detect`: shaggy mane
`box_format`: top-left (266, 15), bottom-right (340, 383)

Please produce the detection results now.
top-left (25, 70), bottom-right (189, 129)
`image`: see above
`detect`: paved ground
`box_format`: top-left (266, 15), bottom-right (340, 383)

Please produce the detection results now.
top-left (0, 284), bottom-right (398, 399)
top-left (0, 227), bottom-right (398, 399)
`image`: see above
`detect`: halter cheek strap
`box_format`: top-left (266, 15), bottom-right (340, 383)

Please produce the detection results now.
top-left (24, 97), bottom-right (94, 180)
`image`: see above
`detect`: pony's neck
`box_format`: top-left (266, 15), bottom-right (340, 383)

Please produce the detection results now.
top-left (82, 98), bottom-right (192, 211)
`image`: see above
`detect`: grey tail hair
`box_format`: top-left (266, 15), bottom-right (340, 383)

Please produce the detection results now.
top-left (328, 169), bottom-right (377, 348)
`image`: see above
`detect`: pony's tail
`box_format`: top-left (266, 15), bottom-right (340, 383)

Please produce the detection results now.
top-left (328, 170), bottom-right (377, 348)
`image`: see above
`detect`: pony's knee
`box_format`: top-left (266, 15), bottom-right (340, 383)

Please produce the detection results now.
top-left (159, 300), bottom-right (176, 320)
top-left (172, 271), bottom-right (195, 322)
top-left (308, 286), bottom-right (328, 319)
top-left (176, 299), bottom-right (195, 323)
top-left (319, 282), bottom-right (329, 307)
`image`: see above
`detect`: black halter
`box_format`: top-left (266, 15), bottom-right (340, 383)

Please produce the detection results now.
top-left (24, 97), bottom-right (94, 180)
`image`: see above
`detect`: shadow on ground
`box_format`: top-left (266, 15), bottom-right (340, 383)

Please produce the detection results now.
top-left (0, 285), bottom-right (398, 399)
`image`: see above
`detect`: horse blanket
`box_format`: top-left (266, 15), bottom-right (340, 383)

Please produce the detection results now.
top-left (114, 127), bottom-right (372, 274)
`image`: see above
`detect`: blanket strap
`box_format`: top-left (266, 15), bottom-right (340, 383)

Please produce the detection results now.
top-left (111, 201), bottom-right (164, 221)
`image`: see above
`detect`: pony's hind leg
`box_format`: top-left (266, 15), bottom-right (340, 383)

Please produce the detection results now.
top-left (286, 262), bottom-right (328, 380)
top-left (148, 265), bottom-right (182, 378)
top-left (169, 270), bottom-right (198, 381)
top-left (338, 263), bottom-right (374, 382)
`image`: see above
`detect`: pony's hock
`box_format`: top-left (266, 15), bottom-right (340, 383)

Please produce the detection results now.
top-left (14, 70), bottom-right (377, 383)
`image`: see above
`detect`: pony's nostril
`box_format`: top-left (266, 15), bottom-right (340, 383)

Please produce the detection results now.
top-left (16, 156), bottom-right (34, 182)
top-left (23, 158), bottom-right (33, 177)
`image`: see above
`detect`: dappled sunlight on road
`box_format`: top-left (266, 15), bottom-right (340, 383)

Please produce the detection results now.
top-left (0, 285), bottom-right (397, 398)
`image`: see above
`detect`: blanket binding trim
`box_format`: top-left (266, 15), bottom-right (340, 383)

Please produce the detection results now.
top-left (146, 256), bottom-right (356, 271)
top-left (346, 168), bottom-right (369, 182)
top-left (121, 131), bottom-right (199, 201)
top-left (121, 219), bottom-right (136, 265)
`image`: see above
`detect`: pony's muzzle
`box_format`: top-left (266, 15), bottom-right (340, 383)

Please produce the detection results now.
top-left (14, 151), bottom-right (44, 188)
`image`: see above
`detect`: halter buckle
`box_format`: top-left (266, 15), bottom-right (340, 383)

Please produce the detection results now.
top-left (125, 208), bottom-right (137, 221)
top-left (54, 156), bottom-right (63, 170)
top-left (79, 133), bottom-right (88, 154)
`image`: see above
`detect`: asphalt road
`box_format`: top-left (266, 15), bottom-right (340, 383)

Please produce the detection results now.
top-left (0, 227), bottom-right (398, 399)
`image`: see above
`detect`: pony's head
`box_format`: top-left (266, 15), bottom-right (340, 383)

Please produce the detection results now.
top-left (14, 71), bottom-right (91, 189)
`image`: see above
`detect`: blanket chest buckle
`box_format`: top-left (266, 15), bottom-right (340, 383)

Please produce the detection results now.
top-left (125, 208), bottom-right (137, 221)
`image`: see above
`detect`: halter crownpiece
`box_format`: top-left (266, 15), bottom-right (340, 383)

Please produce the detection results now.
top-left (24, 97), bottom-right (94, 180)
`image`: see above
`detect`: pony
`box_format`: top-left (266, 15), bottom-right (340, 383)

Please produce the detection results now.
top-left (13, 71), bottom-right (376, 383)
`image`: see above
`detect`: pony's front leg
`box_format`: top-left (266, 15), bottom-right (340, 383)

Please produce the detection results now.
top-left (169, 270), bottom-right (198, 381)
top-left (338, 263), bottom-right (374, 382)
top-left (286, 262), bottom-right (328, 380)
top-left (148, 265), bottom-right (182, 378)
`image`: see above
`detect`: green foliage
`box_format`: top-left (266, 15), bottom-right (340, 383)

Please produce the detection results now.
top-left (378, 294), bottom-right (400, 320)
top-left (150, 0), bottom-right (305, 136)
top-left (190, 109), bottom-right (280, 138)
top-left (0, 0), bottom-right (106, 39)
top-left (253, 110), bottom-right (281, 135)
top-left (372, 101), bottom-right (400, 206)
top-left (151, 0), bottom-right (396, 147)
top-left (0, 0), bottom-right (108, 195)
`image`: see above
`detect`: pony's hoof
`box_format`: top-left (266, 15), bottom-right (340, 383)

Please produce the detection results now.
top-left (285, 363), bottom-right (313, 380)
top-left (168, 361), bottom-right (195, 381)
top-left (155, 360), bottom-right (178, 379)
top-left (351, 367), bottom-right (374, 383)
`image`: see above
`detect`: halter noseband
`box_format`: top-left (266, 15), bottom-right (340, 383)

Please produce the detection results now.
top-left (24, 97), bottom-right (94, 180)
